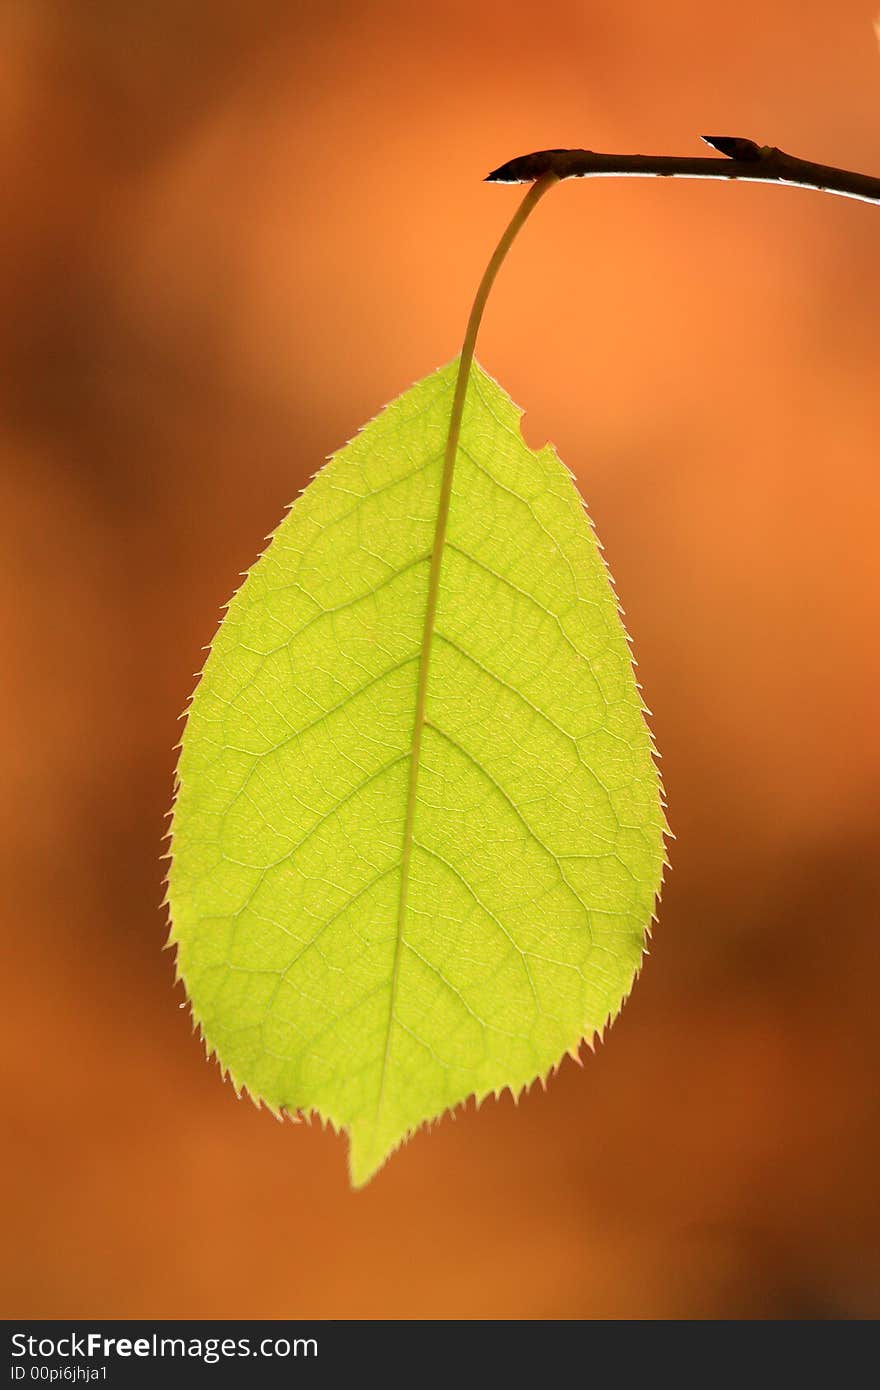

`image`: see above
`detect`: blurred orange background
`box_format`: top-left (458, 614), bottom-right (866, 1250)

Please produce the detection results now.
top-left (2, 1), bottom-right (878, 1320)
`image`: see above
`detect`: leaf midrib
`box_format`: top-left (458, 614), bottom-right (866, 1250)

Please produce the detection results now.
top-left (370, 177), bottom-right (557, 1137)
top-left (374, 363), bottom-right (470, 1124)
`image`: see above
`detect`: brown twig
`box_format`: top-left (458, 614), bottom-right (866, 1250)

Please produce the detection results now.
top-left (485, 137), bottom-right (880, 207)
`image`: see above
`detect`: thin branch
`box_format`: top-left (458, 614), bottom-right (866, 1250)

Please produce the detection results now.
top-left (485, 136), bottom-right (880, 208)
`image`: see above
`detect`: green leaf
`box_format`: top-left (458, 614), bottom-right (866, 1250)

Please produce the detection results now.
top-left (167, 359), bottom-right (666, 1186)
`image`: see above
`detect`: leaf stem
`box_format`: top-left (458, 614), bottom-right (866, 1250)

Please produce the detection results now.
top-left (486, 137), bottom-right (880, 207)
top-left (439, 171), bottom-right (560, 565)
top-left (377, 173), bottom-right (558, 1125)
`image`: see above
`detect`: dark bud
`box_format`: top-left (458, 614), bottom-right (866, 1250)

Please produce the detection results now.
top-left (485, 149), bottom-right (571, 183)
top-left (701, 135), bottom-right (764, 161)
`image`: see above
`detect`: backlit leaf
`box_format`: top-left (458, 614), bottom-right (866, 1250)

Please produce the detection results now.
top-left (167, 359), bottom-right (666, 1185)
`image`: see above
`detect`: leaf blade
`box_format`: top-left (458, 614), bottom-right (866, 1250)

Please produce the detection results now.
top-left (168, 359), bottom-right (665, 1185)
